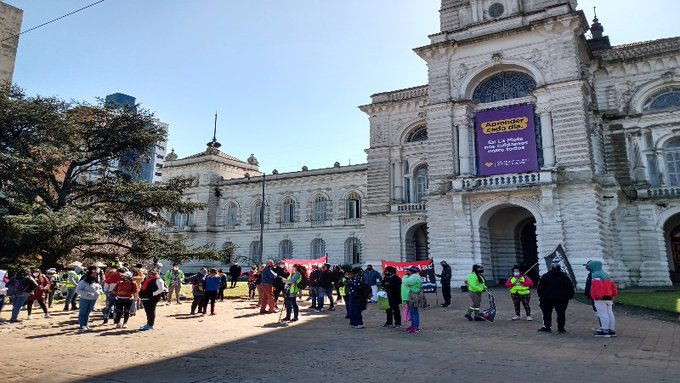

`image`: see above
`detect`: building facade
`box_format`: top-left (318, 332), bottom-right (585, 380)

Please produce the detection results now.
top-left (165, 0), bottom-right (680, 286)
top-left (0, 1), bottom-right (22, 85)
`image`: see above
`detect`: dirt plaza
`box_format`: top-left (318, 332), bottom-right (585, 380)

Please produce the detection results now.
top-left (1, 288), bottom-right (678, 383)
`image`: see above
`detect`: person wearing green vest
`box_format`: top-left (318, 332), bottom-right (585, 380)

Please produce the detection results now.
top-left (505, 265), bottom-right (534, 321)
top-left (282, 264), bottom-right (303, 322)
top-left (464, 264), bottom-right (487, 321)
top-left (63, 265), bottom-right (82, 311)
top-left (401, 266), bottom-right (423, 333)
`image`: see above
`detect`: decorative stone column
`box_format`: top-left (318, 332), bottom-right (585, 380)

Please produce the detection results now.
top-left (537, 106), bottom-right (556, 168)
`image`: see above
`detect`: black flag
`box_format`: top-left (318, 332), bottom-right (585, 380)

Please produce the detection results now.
top-left (544, 244), bottom-right (577, 288)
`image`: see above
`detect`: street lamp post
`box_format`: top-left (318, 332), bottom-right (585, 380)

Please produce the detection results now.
top-left (259, 173), bottom-right (265, 264)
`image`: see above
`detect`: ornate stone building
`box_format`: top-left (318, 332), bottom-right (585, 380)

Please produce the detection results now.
top-left (166, 0), bottom-right (680, 286)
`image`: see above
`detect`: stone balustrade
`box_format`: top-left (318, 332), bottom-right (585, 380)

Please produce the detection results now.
top-left (638, 186), bottom-right (680, 199)
top-left (453, 171), bottom-right (555, 191)
top-left (344, 218), bottom-right (363, 225)
top-left (390, 203), bottom-right (426, 213)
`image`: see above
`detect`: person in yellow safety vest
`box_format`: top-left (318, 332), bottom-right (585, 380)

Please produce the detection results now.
top-left (281, 264), bottom-right (303, 322)
top-left (63, 266), bottom-right (82, 311)
top-left (505, 265), bottom-right (534, 321)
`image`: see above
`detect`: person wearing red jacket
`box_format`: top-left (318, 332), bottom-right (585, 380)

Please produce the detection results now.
top-left (585, 260), bottom-right (618, 338)
top-left (505, 265), bottom-right (533, 321)
top-left (27, 269), bottom-right (51, 319)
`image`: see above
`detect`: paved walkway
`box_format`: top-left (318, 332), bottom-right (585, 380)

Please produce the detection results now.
top-left (1, 288), bottom-right (679, 382)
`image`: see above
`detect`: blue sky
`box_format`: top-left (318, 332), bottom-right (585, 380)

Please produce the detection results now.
top-left (4, 0), bottom-right (679, 173)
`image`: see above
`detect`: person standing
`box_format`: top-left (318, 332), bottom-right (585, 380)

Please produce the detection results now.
top-left (26, 269), bottom-right (51, 319)
top-left (537, 259), bottom-right (575, 334)
top-left (45, 268), bottom-right (60, 309)
top-left (228, 262), bottom-right (241, 288)
top-left (9, 269), bottom-right (38, 323)
top-left (402, 266), bottom-right (423, 333)
top-left (347, 267), bottom-right (367, 329)
top-left (218, 269), bottom-right (228, 301)
top-left (272, 261), bottom-right (289, 308)
top-left (102, 267), bottom-right (123, 324)
top-left (282, 264), bottom-right (303, 322)
top-left (505, 265), bottom-right (534, 321)
top-left (0, 269), bottom-right (8, 316)
top-left (464, 264), bottom-right (487, 321)
top-left (63, 265), bottom-right (82, 311)
top-left (202, 268), bottom-right (221, 315)
top-left (164, 264), bottom-right (185, 305)
top-left (436, 261), bottom-right (452, 307)
top-left (247, 265), bottom-right (258, 300)
top-left (585, 260), bottom-right (618, 337)
top-left (258, 260), bottom-right (278, 314)
top-left (75, 266), bottom-right (102, 332)
top-left (130, 264), bottom-right (145, 316)
top-left (316, 264), bottom-right (335, 312)
top-left (382, 266), bottom-right (402, 328)
top-left (139, 268), bottom-right (165, 331)
top-left (362, 265), bottom-right (382, 303)
top-left (308, 265), bottom-right (321, 309)
top-left (333, 265), bottom-right (344, 302)
top-left (189, 268), bottom-right (207, 315)
top-left (112, 272), bottom-right (138, 328)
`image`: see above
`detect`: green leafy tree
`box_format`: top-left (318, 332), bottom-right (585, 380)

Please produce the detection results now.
top-left (0, 87), bottom-right (219, 270)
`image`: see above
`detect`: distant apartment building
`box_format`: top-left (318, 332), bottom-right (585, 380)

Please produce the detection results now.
top-left (0, 1), bottom-right (22, 84)
top-left (103, 92), bottom-right (168, 184)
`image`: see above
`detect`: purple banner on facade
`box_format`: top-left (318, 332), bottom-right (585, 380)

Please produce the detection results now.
top-left (475, 104), bottom-right (539, 176)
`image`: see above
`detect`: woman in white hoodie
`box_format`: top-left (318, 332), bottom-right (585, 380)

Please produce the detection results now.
top-left (75, 266), bottom-right (102, 333)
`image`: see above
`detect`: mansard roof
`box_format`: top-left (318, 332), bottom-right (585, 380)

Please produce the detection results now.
top-left (594, 37), bottom-right (680, 61)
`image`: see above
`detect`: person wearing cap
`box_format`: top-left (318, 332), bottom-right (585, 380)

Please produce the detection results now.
top-left (63, 264), bottom-right (82, 311)
top-left (347, 267), bottom-right (367, 328)
top-left (537, 258), bottom-right (575, 334)
top-left (464, 264), bottom-right (487, 321)
top-left (436, 260), bottom-right (452, 307)
top-left (363, 264), bottom-right (382, 303)
top-left (381, 266), bottom-right (402, 328)
top-left (505, 265), bottom-right (534, 321)
top-left (585, 260), bottom-right (618, 338)
top-left (164, 264), bottom-right (185, 305)
top-left (402, 266), bottom-right (423, 333)
top-left (45, 268), bottom-right (60, 309)
top-left (112, 272), bottom-right (138, 328)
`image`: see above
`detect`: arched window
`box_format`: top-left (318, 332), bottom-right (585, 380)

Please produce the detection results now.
top-left (225, 202), bottom-right (238, 228)
top-left (472, 71), bottom-right (537, 104)
top-left (407, 126), bottom-right (428, 143)
top-left (414, 166), bottom-right (428, 203)
top-left (279, 240), bottom-right (293, 258)
top-left (643, 87), bottom-right (680, 112)
top-left (345, 192), bottom-right (361, 219)
top-left (311, 195), bottom-right (328, 222)
top-left (251, 200), bottom-right (262, 225)
top-left (281, 197), bottom-right (295, 223)
top-left (665, 140), bottom-right (680, 186)
top-left (311, 238), bottom-right (325, 259)
top-left (345, 237), bottom-right (361, 264)
top-left (250, 241), bottom-right (261, 263)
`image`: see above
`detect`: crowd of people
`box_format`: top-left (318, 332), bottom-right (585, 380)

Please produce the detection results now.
top-left (0, 257), bottom-right (619, 338)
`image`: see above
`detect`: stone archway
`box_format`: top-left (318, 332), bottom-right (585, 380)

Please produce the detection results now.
top-left (404, 223), bottom-right (429, 261)
top-left (662, 212), bottom-right (680, 283)
top-left (479, 205), bottom-right (538, 284)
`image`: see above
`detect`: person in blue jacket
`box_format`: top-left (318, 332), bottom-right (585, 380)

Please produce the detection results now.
top-left (203, 268), bottom-right (221, 315)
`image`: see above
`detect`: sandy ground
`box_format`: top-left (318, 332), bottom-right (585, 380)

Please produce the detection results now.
top-left (1, 287), bottom-right (679, 383)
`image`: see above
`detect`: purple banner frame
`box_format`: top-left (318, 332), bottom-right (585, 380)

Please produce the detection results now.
top-left (475, 104), bottom-right (539, 176)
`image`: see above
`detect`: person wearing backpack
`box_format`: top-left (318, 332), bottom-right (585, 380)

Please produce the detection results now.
top-left (9, 269), bottom-right (39, 323)
top-left (347, 267), bottom-right (368, 329)
top-left (282, 264), bottom-right (304, 322)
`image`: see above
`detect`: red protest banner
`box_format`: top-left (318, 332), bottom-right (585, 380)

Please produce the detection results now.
top-left (282, 255), bottom-right (327, 275)
top-left (381, 259), bottom-right (437, 293)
